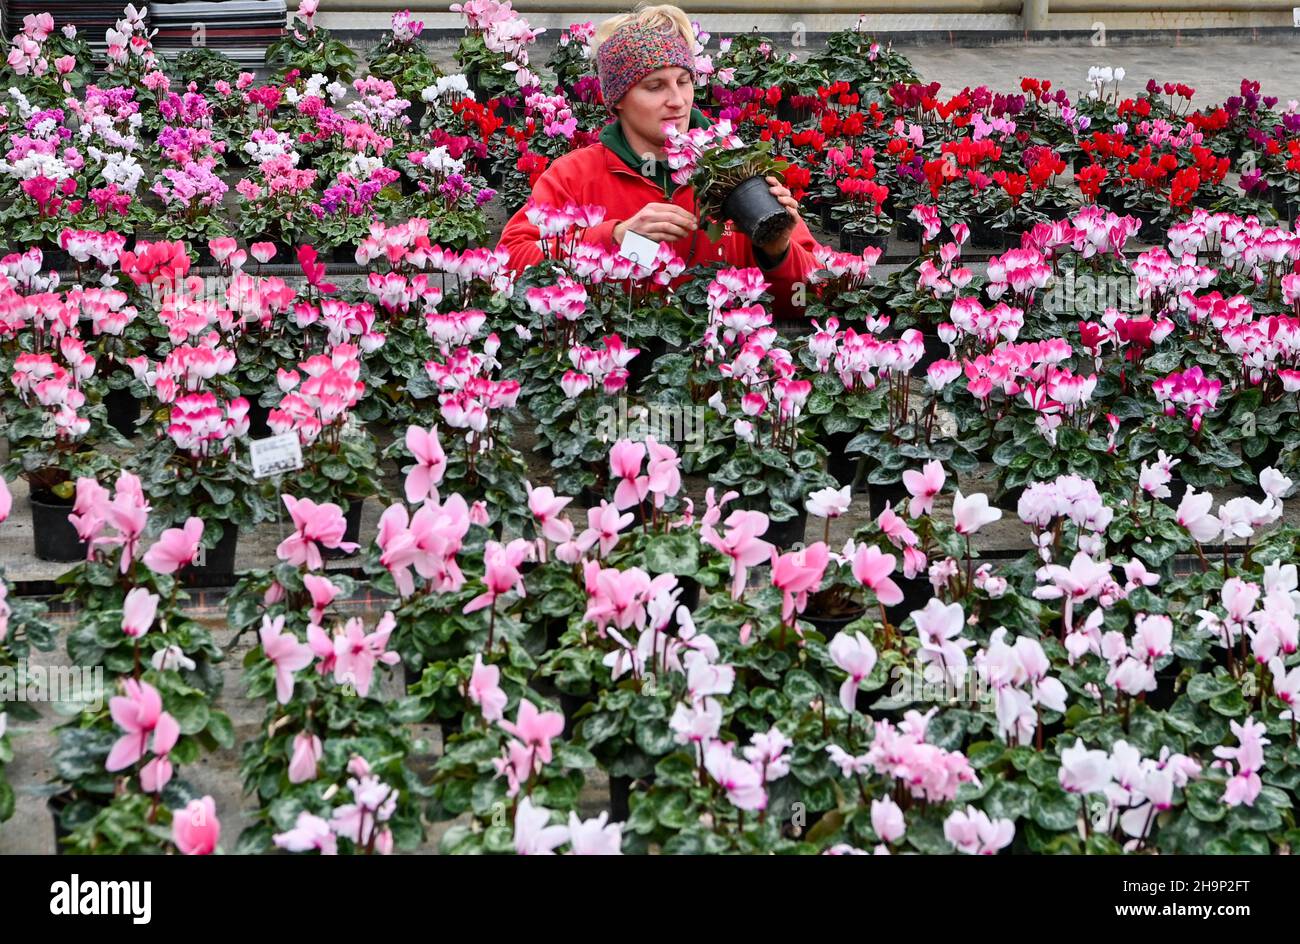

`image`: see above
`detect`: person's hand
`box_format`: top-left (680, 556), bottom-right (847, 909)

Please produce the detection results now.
top-left (756, 175), bottom-right (801, 256)
top-left (614, 203), bottom-right (699, 244)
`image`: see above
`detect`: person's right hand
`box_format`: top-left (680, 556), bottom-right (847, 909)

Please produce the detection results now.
top-left (614, 203), bottom-right (699, 244)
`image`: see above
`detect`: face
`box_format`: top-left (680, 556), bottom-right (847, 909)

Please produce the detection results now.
top-left (616, 66), bottom-right (694, 147)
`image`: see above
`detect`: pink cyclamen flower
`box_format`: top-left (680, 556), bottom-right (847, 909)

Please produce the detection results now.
top-left (468, 653), bottom-right (508, 722)
top-left (121, 587), bottom-right (159, 638)
top-left (106, 679), bottom-right (169, 771)
top-left (463, 539), bottom-right (531, 613)
top-left (288, 731), bottom-right (323, 784)
top-left (852, 544), bottom-right (903, 605)
top-left (332, 611), bottom-right (401, 698)
top-left (403, 424), bottom-right (447, 505)
top-left (902, 460), bottom-right (946, 518)
top-left (609, 439), bottom-right (650, 510)
top-left (499, 698), bottom-right (565, 766)
top-left (276, 494), bottom-right (359, 569)
top-left (303, 573), bottom-right (340, 624)
top-left (514, 796), bottom-right (569, 855)
top-left (0, 477), bottom-right (11, 522)
top-left (702, 509), bottom-right (773, 599)
top-left (951, 490), bottom-right (1002, 535)
top-left (259, 615), bottom-right (314, 704)
top-left (526, 481), bottom-right (574, 544)
top-left (704, 741), bottom-right (767, 811)
top-left (172, 795), bottom-right (220, 855)
top-left (806, 484), bottom-right (851, 519)
top-left (829, 630), bottom-right (878, 713)
top-left (770, 542), bottom-right (830, 623)
top-left (142, 517), bottom-right (205, 574)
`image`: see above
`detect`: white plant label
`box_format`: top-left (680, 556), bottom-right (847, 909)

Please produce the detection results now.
top-left (618, 229), bottom-right (660, 267)
top-left (249, 432), bottom-right (303, 479)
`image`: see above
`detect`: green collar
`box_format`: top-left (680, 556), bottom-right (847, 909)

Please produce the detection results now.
top-left (599, 107), bottom-right (712, 197)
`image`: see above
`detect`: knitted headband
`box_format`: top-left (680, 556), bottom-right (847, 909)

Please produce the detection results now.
top-left (596, 22), bottom-right (696, 114)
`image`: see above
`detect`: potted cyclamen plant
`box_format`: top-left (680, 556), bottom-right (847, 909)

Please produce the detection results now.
top-left (663, 121), bottom-right (796, 248)
top-left (3, 351), bottom-right (125, 561)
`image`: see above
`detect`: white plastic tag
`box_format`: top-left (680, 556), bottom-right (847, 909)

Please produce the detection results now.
top-left (618, 229), bottom-right (660, 266)
top-left (249, 433), bottom-right (303, 479)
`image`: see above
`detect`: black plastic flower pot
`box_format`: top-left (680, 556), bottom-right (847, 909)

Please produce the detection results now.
top-left (913, 331), bottom-right (950, 376)
top-left (675, 575), bottom-right (701, 618)
top-left (968, 221), bottom-right (1005, 252)
top-left (48, 793), bottom-right (74, 853)
top-left (1160, 472), bottom-right (1188, 510)
top-left (626, 336), bottom-right (667, 394)
top-left (608, 775), bottom-right (633, 822)
top-left (838, 229), bottom-right (890, 255)
top-left (868, 480), bottom-right (909, 519)
top-left (331, 244), bottom-right (358, 265)
top-left (805, 607), bottom-right (867, 640)
top-left (105, 386), bottom-right (141, 438)
top-left (186, 525), bottom-right (239, 583)
top-left (822, 429), bottom-right (863, 492)
top-left (322, 498), bottom-right (365, 561)
top-left (994, 483), bottom-right (1024, 513)
top-left (818, 203), bottom-right (839, 235)
top-left (721, 176), bottom-right (795, 248)
top-left (246, 400), bottom-right (272, 439)
top-left (896, 214), bottom-right (922, 242)
top-left (36, 242), bottom-right (71, 273)
top-left (764, 507), bottom-right (808, 550)
top-left (886, 574), bottom-right (934, 626)
top-left (30, 491), bottom-right (87, 563)
top-left (439, 710), bottom-right (466, 749)
top-left (1245, 439), bottom-right (1283, 477)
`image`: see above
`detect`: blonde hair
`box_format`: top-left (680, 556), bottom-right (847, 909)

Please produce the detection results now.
top-left (592, 4), bottom-right (695, 55)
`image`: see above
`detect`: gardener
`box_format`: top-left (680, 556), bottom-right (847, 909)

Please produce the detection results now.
top-left (496, 4), bottom-right (822, 320)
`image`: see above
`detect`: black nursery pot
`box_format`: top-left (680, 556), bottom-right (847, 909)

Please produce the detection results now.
top-left (913, 331), bottom-right (950, 376)
top-left (722, 176), bottom-right (796, 248)
top-left (764, 506), bottom-right (808, 550)
top-left (30, 491), bottom-right (87, 562)
top-left (838, 230), bottom-right (890, 255)
top-left (187, 525), bottom-right (239, 582)
top-left (805, 607), bottom-right (867, 640)
top-left (886, 574), bottom-right (934, 626)
top-left (321, 499), bottom-right (365, 560)
top-left (868, 480), bottom-right (909, 519)
top-left (609, 775), bottom-right (632, 821)
top-left (822, 430), bottom-right (863, 492)
top-left (104, 386), bottom-right (141, 438)
top-left (246, 400), bottom-right (272, 439)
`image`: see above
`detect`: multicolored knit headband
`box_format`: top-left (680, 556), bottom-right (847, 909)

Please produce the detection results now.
top-left (596, 22), bottom-right (696, 114)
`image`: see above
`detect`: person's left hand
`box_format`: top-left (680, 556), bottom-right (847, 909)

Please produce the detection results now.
top-left (757, 175), bottom-right (800, 256)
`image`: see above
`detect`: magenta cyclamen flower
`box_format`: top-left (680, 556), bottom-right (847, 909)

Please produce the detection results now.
top-left (609, 439), bottom-right (650, 510)
top-left (172, 796), bottom-right (220, 855)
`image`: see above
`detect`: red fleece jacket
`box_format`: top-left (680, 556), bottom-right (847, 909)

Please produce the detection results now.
top-left (496, 142), bottom-right (822, 319)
